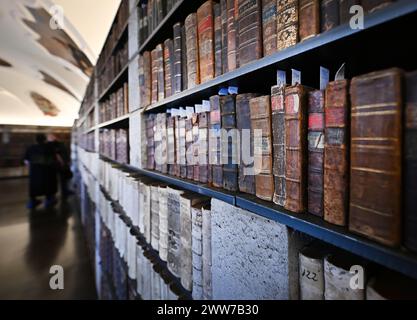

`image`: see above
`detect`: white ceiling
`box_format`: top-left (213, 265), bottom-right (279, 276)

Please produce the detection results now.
top-left (0, 0), bottom-right (120, 127)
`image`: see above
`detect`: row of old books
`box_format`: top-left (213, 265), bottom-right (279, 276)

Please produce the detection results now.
top-left (99, 128), bottom-right (129, 164)
top-left (138, 0), bottom-right (181, 46)
top-left (99, 83), bottom-right (129, 123)
top-left (144, 67), bottom-right (417, 252)
top-left (98, 40), bottom-right (128, 95)
top-left (138, 0), bottom-right (395, 108)
top-left (299, 241), bottom-right (417, 300)
top-left (79, 131), bottom-right (95, 152)
top-left (96, 0), bottom-right (130, 73)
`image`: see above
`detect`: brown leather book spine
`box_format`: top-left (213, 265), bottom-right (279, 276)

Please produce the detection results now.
top-left (226, 0), bottom-right (237, 71)
top-left (186, 118), bottom-right (194, 180)
top-left (339, 0), bottom-right (361, 25)
top-left (405, 71), bottom-right (417, 252)
top-left (285, 85), bottom-right (309, 213)
top-left (173, 22), bottom-right (183, 94)
top-left (349, 69), bottom-right (403, 247)
top-left (324, 80), bottom-right (349, 226)
top-left (214, 3), bottom-right (222, 77)
top-left (250, 95), bottom-right (274, 201)
top-left (209, 95), bottom-right (223, 188)
top-left (197, 1), bottom-right (215, 83)
top-left (362, 0), bottom-right (392, 13)
top-left (277, 0), bottom-right (299, 51)
top-left (308, 90), bottom-right (325, 217)
top-left (185, 13), bottom-right (200, 88)
top-left (299, 0), bottom-right (320, 42)
top-left (163, 39), bottom-right (173, 98)
top-left (192, 114), bottom-right (200, 182)
top-left (271, 85), bottom-right (286, 206)
top-left (220, 0), bottom-right (228, 74)
top-left (321, 0), bottom-right (340, 33)
top-left (151, 49), bottom-right (158, 104)
top-left (237, 0), bottom-right (262, 66)
top-left (167, 116), bottom-right (176, 176)
top-left (262, 0), bottom-right (277, 56)
top-left (123, 82), bottom-right (129, 114)
top-left (174, 116), bottom-right (181, 176)
top-left (236, 93), bottom-right (258, 195)
top-left (156, 43), bottom-right (165, 101)
top-left (199, 112), bottom-right (210, 184)
top-left (139, 51), bottom-right (152, 108)
top-left (181, 25), bottom-right (188, 91)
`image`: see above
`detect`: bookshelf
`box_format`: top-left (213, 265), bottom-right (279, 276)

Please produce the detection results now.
top-left (75, 0), bottom-right (417, 299)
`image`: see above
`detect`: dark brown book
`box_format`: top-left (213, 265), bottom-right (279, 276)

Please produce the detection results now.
top-left (321, 0), bottom-right (340, 32)
top-left (324, 80), bottom-right (349, 226)
top-left (339, 0), bottom-right (361, 25)
top-left (237, 0), bottom-right (262, 66)
top-left (181, 25), bottom-right (188, 91)
top-left (192, 114), bottom-right (200, 182)
top-left (226, 0), bottom-right (237, 71)
top-left (234, 0), bottom-right (240, 68)
top-left (156, 43), bottom-right (165, 101)
top-left (186, 117), bottom-right (194, 180)
top-left (123, 82), bottom-right (129, 114)
top-left (277, 0), bottom-right (299, 51)
top-left (405, 71), bottom-right (417, 252)
top-left (151, 48), bottom-right (158, 104)
top-left (285, 85), bottom-right (309, 213)
top-left (173, 22), bottom-right (183, 94)
top-left (197, 1), bottom-right (215, 83)
top-left (221, 95), bottom-right (238, 192)
top-left (362, 0), bottom-right (392, 13)
top-left (308, 90), bottom-right (325, 217)
top-left (349, 68), bottom-right (403, 247)
top-left (139, 51), bottom-right (151, 108)
top-left (199, 111), bottom-right (210, 184)
top-left (250, 96), bottom-right (274, 201)
top-left (209, 95), bottom-right (223, 188)
top-left (236, 93), bottom-right (258, 195)
top-left (299, 0), bottom-right (320, 42)
top-left (220, 0), bottom-right (228, 74)
top-left (214, 3), bottom-right (222, 77)
top-left (146, 114), bottom-right (156, 170)
top-left (167, 116), bottom-right (176, 176)
top-left (262, 0), bottom-right (277, 56)
top-left (271, 85), bottom-right (286, 206)
top-left (185, 13), bottom-right (200, 88)
top-left (163, 39), bottom-right (174, 98)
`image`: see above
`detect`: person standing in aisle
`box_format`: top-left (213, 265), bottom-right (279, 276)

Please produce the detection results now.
top-left (47, 133), bottom-right (73, 199)
top-left (23, 134), bottom-right (58, 209)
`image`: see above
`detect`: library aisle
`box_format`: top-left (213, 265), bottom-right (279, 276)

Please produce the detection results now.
top-left (0, 178), bottom-right (96, 300)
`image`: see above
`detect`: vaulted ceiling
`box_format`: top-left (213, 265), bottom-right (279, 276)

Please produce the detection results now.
top-left (0, 0), bottom-right (120, 127)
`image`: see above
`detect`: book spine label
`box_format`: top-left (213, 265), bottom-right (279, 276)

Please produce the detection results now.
top-left (299, 252), bottom-right (325, 300)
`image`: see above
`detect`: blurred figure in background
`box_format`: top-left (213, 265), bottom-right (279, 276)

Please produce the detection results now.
top-left (47, 133), bottom-right (73, 199)
top-left (23, 134), bottom-right (58, 209)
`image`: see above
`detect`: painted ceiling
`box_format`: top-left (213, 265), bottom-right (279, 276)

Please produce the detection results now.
top-left (0, 0), bottom-right (120, 127)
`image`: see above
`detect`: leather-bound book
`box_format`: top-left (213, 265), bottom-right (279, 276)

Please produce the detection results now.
top-left (236, 93), bottom-right (258, 195)
top-left (221, 95), bottom-right (238, 192)
top-left (262, 0), bottom-right (277, 56)
top-left (167, 116), bottom-right (176, 176)
top-left (179, 117), bottom-right (187, 179)
top-left (163, 39), bottom-right (174, 98)
top-left (150, 185), bottom-right (160, 251)
top-left (167, 186), bottom-right (184, 278)
top-left (186, 117), bottom-right (194, 180)
top-left (151, 49), bottom-right (158, 104)
top-left (185, 13), bottom-right (200, 88)
top-left (192, 114), bottom-right (200, 182)
top-left (139, 51), bottom-right (151, 108)
top-left (160, 113), bottom-right (168, 173)
top-left (321, 0), bottom-right (340, 32)
top-left (174, 116), bottom-right (181, 176)
top-left (299, 0), bottom-right (320, 42)
top-left (349, 68), bottom-right (403, 247)
top-left (237, 0), bottom-right (262, 66)
top-left (197, 1), bottom-right (215, 83)
top-left (156, 43), bottom-right (165, 101)
top-left (362, 0), bottom-right (392, 13)
top-left (220, 0), bottom-right (228, 74)
top-left (226, 0), bottom-right (237, 71)
top-left (405, 71), bottom-right (417, 252)
top-left (339, 0), bottom-right (361, 25)
top-left (173, 22), bottom-right (183, 94)
top-left (209, 95), bottom-right (223, 188)
top-left (250, 95), bottom-right (274, 201)
top-left (271, 85), bottom-right (286, 206)
top-left (324, 80), bottom-right (349, 226)
top-left (277, 0), bottom-right (299, 51)
top-left (154, 115), bottom-right (162, 172)
top-left (181, 25), bottom-right (188, 91)
top-left (308, 90), bottom-right (325, 217)
top-left (214, 3), bottom-right (222, 77)
top-left (234, 0), bottom-right (240, 69)
top-left (199, 111), bottom-right (210, 183)
top-left (123, 82), bottom-right (129, 114)
top-left (285, 85), bottom-right (309, 213)
top-left (146, 114), bottom-right (156, 170)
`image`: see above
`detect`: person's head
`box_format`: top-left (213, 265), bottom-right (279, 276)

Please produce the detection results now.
top-left (36, 134), bottom-right (46, 144)
top-left (47, 133), bottom-right (57, 142)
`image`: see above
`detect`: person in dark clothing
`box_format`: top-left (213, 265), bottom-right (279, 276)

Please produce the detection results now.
top-left (47, 133), bottom-right (73, 199)
top-left (24, 134), bottom-right (58, 209)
